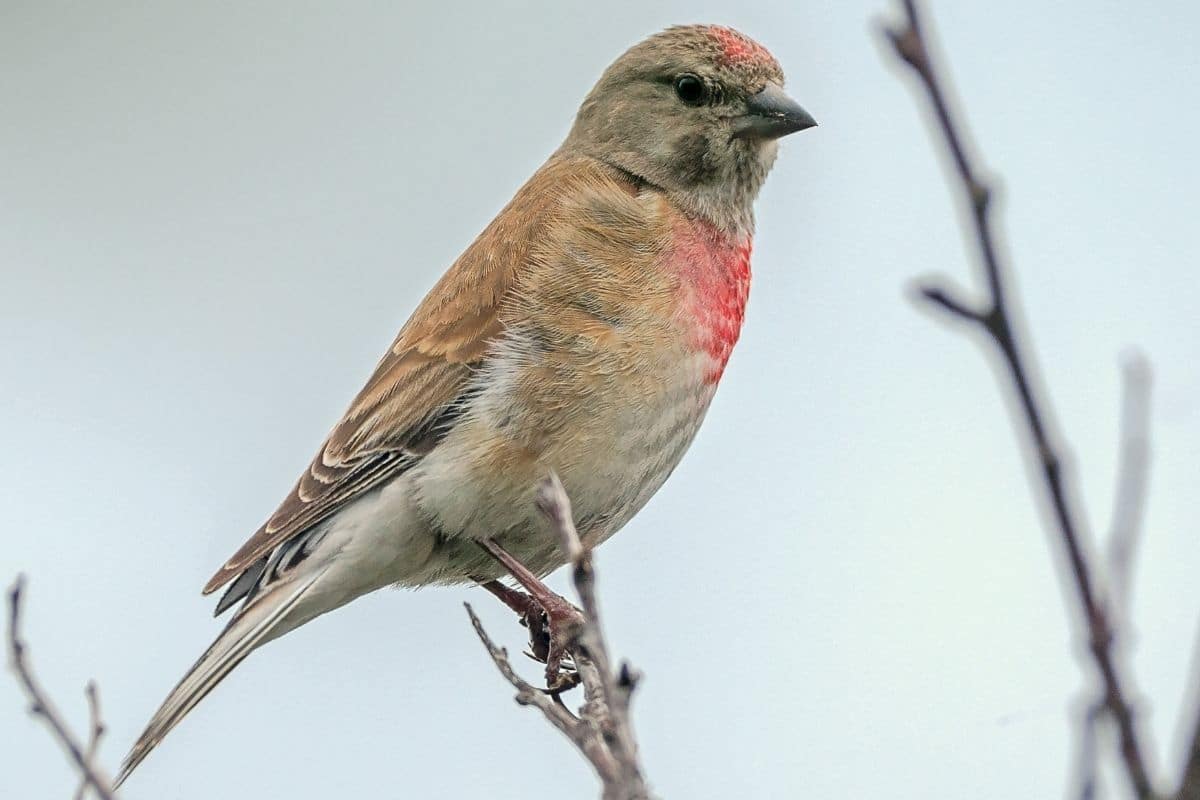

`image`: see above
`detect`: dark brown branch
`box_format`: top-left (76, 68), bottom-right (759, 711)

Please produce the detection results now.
top-left (6, 576), bottom-right (116, 800)
top-left (467, 474), bottom-right (650, 800)
top-left (882, 2), bottom-right (1156, 797)
top-left (916, 283), bottom-right (991, 326)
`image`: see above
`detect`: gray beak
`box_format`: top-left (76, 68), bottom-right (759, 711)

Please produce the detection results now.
top-left (731, 83), bottom-right (817, 140)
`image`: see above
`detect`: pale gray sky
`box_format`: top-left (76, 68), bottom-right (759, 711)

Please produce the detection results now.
top-left (3, 2), bottom-right (1199, 798)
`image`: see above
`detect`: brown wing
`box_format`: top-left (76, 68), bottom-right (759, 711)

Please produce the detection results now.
top-left (201, 155), bottom-right (607, 596)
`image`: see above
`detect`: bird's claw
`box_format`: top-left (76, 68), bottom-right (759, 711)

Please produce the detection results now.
top-left (531, 593), bottom-right (582, 668)
top-left (474, 573), bottom-right (584, 690)
top-left (519, 599), bottom-right (584, 690)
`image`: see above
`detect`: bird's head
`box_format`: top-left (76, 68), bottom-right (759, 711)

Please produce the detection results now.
top-left (564, 25), bottom-right (815, 234)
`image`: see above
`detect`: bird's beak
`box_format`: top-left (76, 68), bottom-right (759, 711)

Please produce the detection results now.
top-left (731, 83), bottom-right (817, 140)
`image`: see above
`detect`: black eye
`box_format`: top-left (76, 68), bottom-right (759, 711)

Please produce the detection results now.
top-left (673, 74), bottom-right (706, 106)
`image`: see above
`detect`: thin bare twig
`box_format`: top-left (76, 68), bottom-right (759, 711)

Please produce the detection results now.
top-left (1178, 641), bottom-right (1200, 800)
top-left (1077, 701), bottom-right (1104, 800)
top-left (74, 681), bottom-right (107, 800)
top-left (6, 576), bottom-right (116, 800)
top-left (1106, 355), bottom-right (1153, 612)
top-left (467, 474), bottom-right (650, 800)
top-left (1077, 356), bottom-right (1152, 800)
top-left (1177, 571), bottom-right (1200, 796)
top-left (882, 2), bottom-right (1156, 797)
top-left (464, 603), bottom-right (621, 777)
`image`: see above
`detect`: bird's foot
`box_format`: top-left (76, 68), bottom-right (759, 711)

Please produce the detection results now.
top-left (538, 592), bottom-right (585, 692)
top-left (475, 574), bottom-right (584, 692)
top-left (476, 579), bottom-right (554, 661)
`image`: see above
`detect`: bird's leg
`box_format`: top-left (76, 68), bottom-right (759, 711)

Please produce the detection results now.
top-left (477, 540), bottom-right (585, 689)
top-left (476, 578), bottom-right (537, 617)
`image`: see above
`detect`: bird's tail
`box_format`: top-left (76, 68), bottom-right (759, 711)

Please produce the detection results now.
top-left (114, 567), bottom-right (328, 788)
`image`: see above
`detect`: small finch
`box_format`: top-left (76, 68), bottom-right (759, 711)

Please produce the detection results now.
top-left (116, 24), bottom-right (814, 784)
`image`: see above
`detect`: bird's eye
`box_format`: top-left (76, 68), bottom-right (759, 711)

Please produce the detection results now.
top-left (673, 74), bottom-right (707, 106)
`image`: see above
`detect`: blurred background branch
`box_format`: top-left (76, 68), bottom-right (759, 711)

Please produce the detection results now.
top-left (1107, 355), bottom-right (1153, 614)
top-left (879, 1), bottom-right (1197, 797)
top-left (7, 576), bottom-right (117, 800)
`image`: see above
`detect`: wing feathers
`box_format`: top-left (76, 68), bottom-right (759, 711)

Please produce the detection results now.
top-left (202, 156), bottom-right (634, 596)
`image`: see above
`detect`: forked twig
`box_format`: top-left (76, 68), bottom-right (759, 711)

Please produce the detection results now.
top-left (6, 577), bottom-right (116, 800)
top-left (881, 1), bottom-right (1156, 796)
top-left (467, 474), bottom-right (649, 800)
top-left (74, 681), bottom-right (107, 800)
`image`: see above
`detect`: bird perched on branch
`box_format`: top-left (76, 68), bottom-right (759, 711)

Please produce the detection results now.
top-left (117, 23), bottom-right (815, 785)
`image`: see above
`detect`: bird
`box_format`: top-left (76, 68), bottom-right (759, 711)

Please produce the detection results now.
top-left (115, 23), bottom-right (815, 786)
